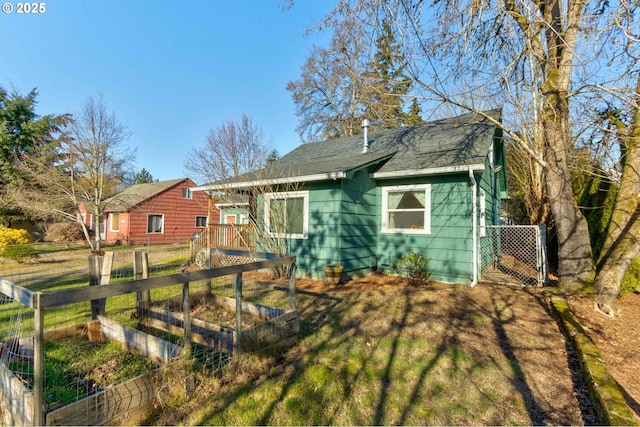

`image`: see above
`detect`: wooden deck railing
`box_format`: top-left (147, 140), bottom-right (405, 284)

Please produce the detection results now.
top-left (191, 224), bottom-right (257, 259)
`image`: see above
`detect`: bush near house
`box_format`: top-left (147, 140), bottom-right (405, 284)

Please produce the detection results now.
top-left (44, 222), bottom-right (84, 243)
top-left (390, 251), bottom-right (433, 285)
top-left (2, 243), bottom-right (39, 262)
top-left (0, 227), bottom-right (33, 256)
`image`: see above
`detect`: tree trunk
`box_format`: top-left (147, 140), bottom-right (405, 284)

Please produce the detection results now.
top-left (594, 213), bottom-right (640, 317)
top-left (598, 76), bottom-right (640, 266)
top-left (594, 76), bottom-right (640, 316)
top-left (78, 218), bottom-right (95, 251)
top-left (541, 73), bottom-right (595, 287)
top-left (536, 0), bottom-right (595, 287)
top-left (543, 126), bottom-right (595, 287)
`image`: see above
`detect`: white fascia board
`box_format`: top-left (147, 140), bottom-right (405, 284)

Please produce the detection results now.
top-left (371, 164), bottom-right (485, 179)
top-left (215, 202), bottom-right (249, 207)
top-left (190, 171), bottom-right (347, 192)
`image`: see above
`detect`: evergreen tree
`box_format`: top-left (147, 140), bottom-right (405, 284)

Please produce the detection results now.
top-left (0, 86), bottom-right (70, 224)
top-left (405, 98), bottom-right (424, 125)
top-left (266, 149), bottom-right (280, 165)
top-left (132, 168), bottom-right (157, 184)
top-left (365, 18), bottom-right (412, 130)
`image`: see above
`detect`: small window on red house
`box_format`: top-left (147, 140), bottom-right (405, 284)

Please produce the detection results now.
top-left (148, 214), bottom-right (164, 234)
top-left (195, 216), bottom-right (207, 228)
top-left (110, 213), bottom-right (120, 232)
top-left (182, 188), bottom-right (192, 199)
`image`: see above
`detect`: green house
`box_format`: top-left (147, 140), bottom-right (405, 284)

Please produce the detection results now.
top-left (193, 110), bottom-right (508, 285)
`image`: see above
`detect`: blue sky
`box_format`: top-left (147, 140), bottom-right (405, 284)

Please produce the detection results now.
top-left (0, 0), bottom-right (334, 182)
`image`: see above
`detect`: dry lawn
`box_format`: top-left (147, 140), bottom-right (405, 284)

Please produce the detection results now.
top-left (152, 273), bottom-right (603, 425)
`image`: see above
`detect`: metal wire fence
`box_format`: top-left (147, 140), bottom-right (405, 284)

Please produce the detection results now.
top-left (479, 224), bottom-right (548, 287)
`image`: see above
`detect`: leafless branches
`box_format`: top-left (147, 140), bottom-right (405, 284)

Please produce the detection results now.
top-left (184, 114), bottom-right (272, 185)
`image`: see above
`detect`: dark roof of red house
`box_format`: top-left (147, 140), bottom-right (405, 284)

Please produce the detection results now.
top-left (102, 178), bottom-right (187, 212)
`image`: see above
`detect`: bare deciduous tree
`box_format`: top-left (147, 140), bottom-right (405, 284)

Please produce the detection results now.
top-left (184, 114), bottom-right (271, 184)
top-left (13, 94), bottom-right (134, 252)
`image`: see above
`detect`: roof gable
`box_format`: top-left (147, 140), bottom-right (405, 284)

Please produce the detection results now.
top-left (103, 178), bottom-right (188, 211)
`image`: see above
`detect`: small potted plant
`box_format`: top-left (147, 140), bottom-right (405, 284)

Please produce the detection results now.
top-left (324, 263), bottom-right (343, 285)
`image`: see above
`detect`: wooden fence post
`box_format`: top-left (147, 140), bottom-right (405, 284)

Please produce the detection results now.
top-left (182, 281), bottom-right (191, 357)
top-left (33, 292), bottom-right (44, 426)
top-left (234, 272), bottom-right (242, 359)
top-left (206, 248), bottom-right (212, 295)
top-left (288, 263), bottom-right (297, 312)
top-left (89, 255), bottom-right (104, 320)
top-left (134, 252), bottom-right (150, 315)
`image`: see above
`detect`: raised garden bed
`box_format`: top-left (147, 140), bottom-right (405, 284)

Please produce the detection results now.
top-left (142, 289), bottom-right (300, 355)
top-left (0, 317), bottom-right (181, 426)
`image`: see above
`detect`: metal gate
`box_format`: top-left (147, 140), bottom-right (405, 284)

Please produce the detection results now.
top-left (479, 224), bottom-right (548, 287)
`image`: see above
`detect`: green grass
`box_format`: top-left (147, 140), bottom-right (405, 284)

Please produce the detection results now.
top-left (189, 337), bottom-right (506, 426)
top-left (171, 290), bottom-right (538, 426)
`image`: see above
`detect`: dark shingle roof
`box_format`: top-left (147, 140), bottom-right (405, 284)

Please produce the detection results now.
top-left (194, 110), bottom-right (500, 190)
top-left (103, 178), bottom-right (186, 211)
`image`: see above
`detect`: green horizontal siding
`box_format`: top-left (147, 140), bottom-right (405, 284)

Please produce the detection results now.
top-left (375, 176), bottom-right (474, 284)
top-left (253, 131), bottom-right (507, 284)
top-left (339, 169), bottom-right (378, 277)
top-left (260, 167), bottom-right (493, 284)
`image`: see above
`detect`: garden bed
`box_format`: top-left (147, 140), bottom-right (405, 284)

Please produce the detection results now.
top-left (0, 317), bottom-right (179, 426)
top-left (142, 289), bottom-right (299, 355)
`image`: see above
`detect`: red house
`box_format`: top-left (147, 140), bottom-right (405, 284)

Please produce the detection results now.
top-left (78, 178), bottom-right (218, 245)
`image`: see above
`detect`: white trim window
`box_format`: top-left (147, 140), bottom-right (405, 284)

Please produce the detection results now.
top-left (182, 188), bottom-right (192, 199)
top-left (195, 215), bottom-right (207, 228)
top-left (147, 214), bottom-right (164, 234)
top-left (381, 184), bottom-right (431, 234)
top-left (110, 212), bottom-right (120, 232)
top-left (264, 191), bottom-right (309, 239)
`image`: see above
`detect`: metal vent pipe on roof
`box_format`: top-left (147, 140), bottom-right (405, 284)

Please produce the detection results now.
top-left (361, 119), bottom-right (370, 153)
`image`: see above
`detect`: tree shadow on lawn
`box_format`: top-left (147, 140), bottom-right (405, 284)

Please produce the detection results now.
top-left (177, 284), bottom-right (596, 426)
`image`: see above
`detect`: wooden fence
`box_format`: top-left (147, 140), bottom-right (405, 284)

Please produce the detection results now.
top-left (0, 248), bottom-right (296, 426)
top-left (191, 224), bottom-right (256, 260)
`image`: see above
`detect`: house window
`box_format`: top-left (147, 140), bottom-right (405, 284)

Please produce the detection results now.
top-left (264, 191), bottom-right (309, 239)
top-left (224, 214), bottom-right (237, 224)
top-left (110, 213), bottom-right (120, 232)
top-left (182, 188), bottom-right (192, 199)
top-left (381, 184), bottom-right (431, 234)
top-left (147, 214), bottom-right (164, 234)
top-left (195, 216), bottom-right (207, 228)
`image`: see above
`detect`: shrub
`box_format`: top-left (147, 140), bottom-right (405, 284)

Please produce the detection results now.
top-left (44, 222), bottom-right (84, 243)
top-left (620, 257), bottom-right (640, 297)
top-left (0, 227), bottom-right (33, 256)
top-left (2, 243), bottom-right (39, 262)
top-left (390, 251), bottom-right (432, 285)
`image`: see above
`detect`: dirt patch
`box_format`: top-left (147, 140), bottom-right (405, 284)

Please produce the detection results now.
top-left (294, 271), bottom-right (455, 293)
top-left (566, 291), bottom-right (640, 423)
